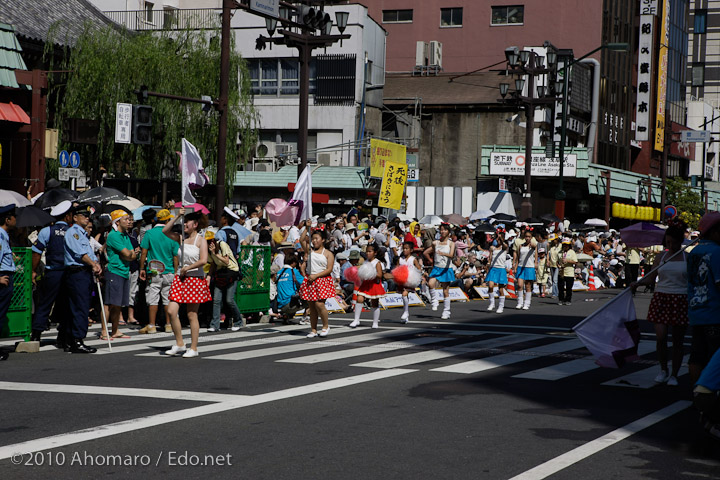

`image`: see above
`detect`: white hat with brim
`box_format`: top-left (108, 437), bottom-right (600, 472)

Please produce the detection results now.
top-left (223, 206), bottom-right (239, 220)
top-left (50, 200), bottom-right (72, 217)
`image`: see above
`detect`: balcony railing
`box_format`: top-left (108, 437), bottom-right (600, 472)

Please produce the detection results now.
top-left (103, 9), bottom-right (222, 31)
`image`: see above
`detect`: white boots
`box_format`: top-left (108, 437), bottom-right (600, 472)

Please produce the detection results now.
top-left (401, 297), bottom-right (409, 323)
top-left (441, 296), bottom-right (451, 320)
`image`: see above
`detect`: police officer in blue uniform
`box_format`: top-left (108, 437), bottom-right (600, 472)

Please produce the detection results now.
top-left (215, 207), bottom-right (240, 257)
top-left (31, 200), bottom-right (73, 342)
top-left (63, 204), bottom-right (101, 353)
top-left (0, 204), bottom-right (17, 361)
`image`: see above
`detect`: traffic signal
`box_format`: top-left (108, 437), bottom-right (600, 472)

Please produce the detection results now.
top-left (132, 105), bottom-right (152, 145)
top-left (298, 5), bottom-right (331, 31)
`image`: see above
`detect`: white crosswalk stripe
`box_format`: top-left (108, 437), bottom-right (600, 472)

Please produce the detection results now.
top-left (513, 341), bottom-right (657, 381)
top-left (27, 323), bottom-right (687, 390)
top-left (350, 334), bottom-right (544, 369)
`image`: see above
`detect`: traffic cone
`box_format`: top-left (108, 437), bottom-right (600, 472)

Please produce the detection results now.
top-left (638, 266), bottom-right (645, 281)
top-left (505, 269), bottom-right (517, 299)
top-left (588, 265), bottom-right (596, 291)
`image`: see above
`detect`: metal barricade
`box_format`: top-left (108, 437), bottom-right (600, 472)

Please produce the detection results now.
top-left (1, 248), bottom-right (32, 340)
top-left (235, 245), bottom-right (271, 314)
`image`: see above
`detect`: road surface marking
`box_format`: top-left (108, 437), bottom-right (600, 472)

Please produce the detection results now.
top-left (430, 339), bottom-right (585, 374)
top-left (0, 369), bottom-right (416, 461)
top-left (351, 334), bottom-right (543, 369)
top-left (601, 354), bottom-right (689, 389)
top-left (507, 400), bottom-right (691, 480)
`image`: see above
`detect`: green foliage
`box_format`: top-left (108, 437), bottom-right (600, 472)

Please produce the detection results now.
top-left (666, 177), bottom-right (703, 229)
top-left (46, 21), bottom-right (257, 201)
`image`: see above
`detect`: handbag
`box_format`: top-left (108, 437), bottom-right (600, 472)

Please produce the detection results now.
top-left (214, 268), bottom-right (238, 289)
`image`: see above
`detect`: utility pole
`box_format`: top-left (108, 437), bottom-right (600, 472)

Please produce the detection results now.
top-left (216, 0), bottom-right (232, 222)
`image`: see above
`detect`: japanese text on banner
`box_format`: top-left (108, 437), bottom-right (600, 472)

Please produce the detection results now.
top-left (379, 160), bottom-right (407, 210)
top-left (370, 139), bottom-right (406, 178)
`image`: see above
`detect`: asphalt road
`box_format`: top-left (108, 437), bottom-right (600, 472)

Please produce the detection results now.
top-left (0, 289), bottom-right (718, 480)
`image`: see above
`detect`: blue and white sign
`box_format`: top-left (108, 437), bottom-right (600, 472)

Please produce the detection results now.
top-left (59, 150), bottom-right (69, 168)
top-left (250, 0), bottom-right (279, 17)
top-left (69, 151), bottom-right (80, 168)
top-left (681, 130), bottom-right (712, 143)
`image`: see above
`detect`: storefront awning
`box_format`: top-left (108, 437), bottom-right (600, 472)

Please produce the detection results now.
top-left (0, 102), bottom-right (30, 124)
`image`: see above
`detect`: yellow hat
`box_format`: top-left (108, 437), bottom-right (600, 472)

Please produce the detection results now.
top-left (562, 238), bottom-right (572, 245)
top-left (548, 233), bottom-right (557, 241)
top-left (157, 209), bottom-right (174, 222)
top-left (110, 209), bottom-right (129, 223)
top-left (205, 230), bottom-right (215, 240)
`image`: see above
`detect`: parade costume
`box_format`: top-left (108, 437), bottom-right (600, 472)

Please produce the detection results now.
top-left (429, 240), bottom-right (454, 319)
top-left (169, 233), bottom-right (212, 304)
top-left (515, 241), bottom-right (537, 310)
top-left (486, 246), bottom-right (508, 313)
top-left (299, 248), bottom-right (335, 301)
top-left (350, 258), bottom-right (385, 329)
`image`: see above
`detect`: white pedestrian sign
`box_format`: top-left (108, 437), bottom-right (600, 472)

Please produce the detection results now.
top-left (115, 103), bottom-right (133, 144)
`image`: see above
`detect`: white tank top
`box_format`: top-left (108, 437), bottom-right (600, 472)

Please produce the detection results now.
top-left (518, 245), bottom-right (535, 268)
top-left (434, 241), bottom-right (451, 269)
top-left (656, 251), bottom-right (688, 294)
top-left (309, 248), bottom-right (328, 275)
top-left (490, 248), bottom-right (507, 269)
top-left (178, 233), bottom-right (204, 277)
top-left (399, 256), bottom-right (418, 271)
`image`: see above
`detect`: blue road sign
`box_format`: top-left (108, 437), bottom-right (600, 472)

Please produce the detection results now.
top-left (59, 150), bottom-right (69, 168)
top-left (69, 151), bottom-right (80, 169)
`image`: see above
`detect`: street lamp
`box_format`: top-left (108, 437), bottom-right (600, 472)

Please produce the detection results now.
top-left (499, 47), bottom-right (559, 219)
top-left (545, 41), bottom-right (629, 222)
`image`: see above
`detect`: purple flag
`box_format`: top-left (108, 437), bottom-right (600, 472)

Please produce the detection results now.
top-left (573, 289), bottom-right (640, 368)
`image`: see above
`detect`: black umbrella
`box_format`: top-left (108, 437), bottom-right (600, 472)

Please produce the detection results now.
top-left (33, 188), bottom-right (78, 210)
top-left (490, 212), bottom-right (516, 221)
top-left (15, 205), bottom-right (55, 228)
top-left (474, 223), bottom-right (496, 233)
top-left (568, 223), bottom-right (594, 232)
top-left (101, 203), bottom-right (133, 216)
top-left (522, 217), bottom-right (544, 225)
top-left (78, 186), bottom-right (128, 203)
top-left (540, 213), bottom-right (560, 223)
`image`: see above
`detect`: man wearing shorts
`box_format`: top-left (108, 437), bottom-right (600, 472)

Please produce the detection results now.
top-left (688, 212), bottom-right (720, 382)
top-left (103, 210), bottom-right (140, 339)
top-left (138, 209), bottom-right (178, 334)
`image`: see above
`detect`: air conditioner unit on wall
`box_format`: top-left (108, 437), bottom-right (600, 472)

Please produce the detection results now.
top-left (252, 162), bottom-right (274, 173)
top-left (415, 41), bottom-right (428, 67)
top-left (255, 142), bottom-right (273, 159)
top-left (275, 143), bottom-right (292, 158)
top-left (429, 41), bottom-right (442, 69)
top-left (317, 152), bottom-right (341, 167)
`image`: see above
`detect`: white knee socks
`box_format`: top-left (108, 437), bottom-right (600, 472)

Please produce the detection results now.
top-left (488, 294), bottom-right (495, 310)
top-left (402, 296), bottom-right (409, 316)
top-left (372, 307), bottom-right (381, 328)
top-left (349, 303), bottom-right (362, 327)
top-left (443, 296), bottom-right (451, 313)
top-left (516, 290), bottom-right (524, 309)
top-left (498, 296), bottom-right (506, 310)
top-left (524, 292), bottom-right (531, 308)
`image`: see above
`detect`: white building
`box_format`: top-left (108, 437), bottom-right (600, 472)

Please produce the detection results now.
top-left (97, 1), bottom-right (387, 170)
top-left (687, 100), bottom-right (720, 183)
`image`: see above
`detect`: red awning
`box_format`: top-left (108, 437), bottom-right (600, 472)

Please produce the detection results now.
top-left (0, 102), bottom-right (30, 124)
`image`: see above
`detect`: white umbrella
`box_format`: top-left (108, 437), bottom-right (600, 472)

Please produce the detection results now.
top-left (113, 196), bottom-right (144, 211)
top-left (391, 213), bottom-right (414, 222)
top-left (469, 209), bottom-right (494, 221)
top-left (584, 218), bottom-right (608, 227)
top-left (0, 189), bottom-right (31, 207)
top-left (576, 253), bottom-right (594, 263)
top-left (419, 215), bottom-right (444, 226)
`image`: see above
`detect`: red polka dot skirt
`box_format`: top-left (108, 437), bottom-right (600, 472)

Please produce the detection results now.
top-left (647, 292), bottom-right (689, 326)
top-left (354, 280), bottom-right (386, 299)
top-left (299, 275), bottom-right (335, 302)
top-left (169, 275), bottom-right (212, 304)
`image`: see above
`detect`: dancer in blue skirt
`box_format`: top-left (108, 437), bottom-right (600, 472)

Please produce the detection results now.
top-left (423, 223), bottom-right (456, 319)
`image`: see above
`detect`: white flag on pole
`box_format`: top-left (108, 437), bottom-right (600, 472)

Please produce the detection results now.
top-left (573, 289), bottom-right (640, 368)
top-left (181, 138), bottom-right (209, 205)
top-left (291, 165), bottom-right (313, 222)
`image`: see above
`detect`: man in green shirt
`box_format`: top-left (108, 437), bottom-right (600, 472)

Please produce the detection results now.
top-left (138, 209), bottom-right (179, 334)
top-left (102, 210), bottom-right (139, 340)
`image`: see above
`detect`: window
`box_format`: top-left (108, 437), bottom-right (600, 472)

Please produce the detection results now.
top-left (144, 1), bottom-right (154, 22)
top-left (163, 7), bottom-right (178, 28)
top-left (692, 64), bottom-right (705, 87)
top-left (248, 59), bottom-right (317, 97)
top-left (491, 5), bottom-right (524, 25)
top-left (382, 9), bottom-right (413, 23)
top-left (440, 7), bottom-right (463, 27)
top-left (694, 9), bottom-right (707, 34)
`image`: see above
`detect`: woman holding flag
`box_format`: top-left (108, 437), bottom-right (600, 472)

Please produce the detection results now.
top-left (632, 219), bottom-right (689, 386)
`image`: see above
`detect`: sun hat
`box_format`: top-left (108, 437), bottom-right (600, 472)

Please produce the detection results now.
top-left (157, 209), bottom-right (174, 222)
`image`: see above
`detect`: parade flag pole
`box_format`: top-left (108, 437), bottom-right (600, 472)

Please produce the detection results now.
top-left (180, 138), bottom-right (209, 269)
top-left (94, 278), bottom-right (112, 352)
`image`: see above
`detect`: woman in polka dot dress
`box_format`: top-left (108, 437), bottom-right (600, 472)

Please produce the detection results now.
top-left (162, 208), bottom-right (212, 358)
top-left (632, 220), bottom-right (689, 386)
top-left (299, 220), bottom-right (335, 338)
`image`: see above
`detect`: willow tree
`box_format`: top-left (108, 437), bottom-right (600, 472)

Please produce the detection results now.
top-left (47, 21), bottom-right (257, 201)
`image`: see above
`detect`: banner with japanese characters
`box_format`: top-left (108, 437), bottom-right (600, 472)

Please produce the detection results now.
top-left (370, 139), bottom-right (406, 178)
top-left (378, 160), bottom-right (407, 210)
top-left (635, 15), bottom-right (654, 141)
top-left (654, 0), bottom-right (670, 152)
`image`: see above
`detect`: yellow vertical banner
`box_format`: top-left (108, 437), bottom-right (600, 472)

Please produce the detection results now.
top-left (378, 160), bottom-right (407, 210)
top-left (654, 0), bottom-right (669, 152)
top-left (370, 139), bottom-right (406, 178)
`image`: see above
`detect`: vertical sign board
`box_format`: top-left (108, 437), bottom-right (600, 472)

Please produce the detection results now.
top-left (370, 139), bottom-right (406, 178)
top-left (406, 153), bottom-right (419, 182)
top-left (378, 160), bottom-right (408, 210)
top-left (635, 15), bottom-right (654, 141)
top-left (654, 0), bottom-right (670, 152)
top-left (115, 103), bottom-right (132, 144)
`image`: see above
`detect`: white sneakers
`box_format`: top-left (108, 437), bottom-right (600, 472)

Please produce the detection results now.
top-left (486, 304), bottom-right (495, 311)
top-left (319, 327), bottom-right (330, 337)
top-left (371, 322), bottom-right (379, 329)
top-left (165, 344), bottom-right (186, 356)
top-left (522, 305), bottom-right (530, 310)
top-left (666, 376), bottom-right (678, 386)
top-left (441, 311), bottom-right (451, 320)
top-left (654, 370), bottom-right (669, 383)
top-left (400, 311), bottom-right (409, 323)
top-left (348, 320), bottom-right (360, 328)
top-left (496, 307), bottom-right (504, 314)
top-left (230, 326), bottom-right (242, 332)
top-left (515, 302), bottom-right (524, 310)
top-left (182, 349), bottom-right (198, 358)
top-left (306, 331), bottom-right (318, 338)
top-left (206, 327), bottom-right (218, 332)
top-left (431, 302), bottom-right (439, 311)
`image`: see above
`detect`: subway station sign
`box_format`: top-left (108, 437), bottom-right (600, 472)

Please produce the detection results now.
top-left (489, 152), bottom-right (577, 177)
